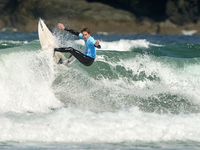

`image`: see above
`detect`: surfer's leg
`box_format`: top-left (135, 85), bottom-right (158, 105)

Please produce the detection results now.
top-left (54, 47), bottom-right (85, 60)
top-left (69, 48), bottom-right (94, 66)
top-left (54, 47), bottom-right (73, 53)
top-left (54, 47), bottom-right (94, 66)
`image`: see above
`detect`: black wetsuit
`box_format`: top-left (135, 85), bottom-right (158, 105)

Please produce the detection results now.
top-left (54, 28), bottom-right (100, 66)
top-left (54, 47), bottom-right (94, 66)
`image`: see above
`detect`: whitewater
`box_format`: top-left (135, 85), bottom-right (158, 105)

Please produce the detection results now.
top-left (0, 30), bottom-right (200, 149)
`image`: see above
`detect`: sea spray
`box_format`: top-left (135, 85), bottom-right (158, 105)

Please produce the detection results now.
top-left (0, 48), bottom-right (63, 113)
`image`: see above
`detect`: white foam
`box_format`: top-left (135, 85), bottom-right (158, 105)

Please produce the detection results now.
top-left (0, 40), bottom-right (28, 45)
top-left (0, 50), bottom-right (63, 113)
top-left (69, 39), bottom-right (162, 52)
top-left (182, 30), bottom-right (197, 36)
top-left (97, 32), bottom-right (109, 35)
top-left (0, 107), bottom-right (200, 143)
top-left (100, 39), bottom-right (161, 51)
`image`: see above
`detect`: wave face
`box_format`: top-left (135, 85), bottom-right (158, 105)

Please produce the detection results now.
top-left (0, 31), bottom-right (200, 149)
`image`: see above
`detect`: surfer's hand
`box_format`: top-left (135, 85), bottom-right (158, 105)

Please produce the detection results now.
top-left (94, 40), bottom-right (101, 48)
top-left (95, 45), bottom-right (101, 49)
top-left (58, 23), bottom-right (65, 30)
top-left (94, 40), bottom-right (99, 46)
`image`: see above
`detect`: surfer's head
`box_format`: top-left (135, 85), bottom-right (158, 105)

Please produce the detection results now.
top-left (81, 27), bottom-right (90, 40)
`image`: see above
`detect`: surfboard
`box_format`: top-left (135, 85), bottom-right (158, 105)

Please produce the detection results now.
top-left (38, 18), bottom-right (62, 64)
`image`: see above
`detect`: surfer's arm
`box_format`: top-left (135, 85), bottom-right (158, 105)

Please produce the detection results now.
top-left (64, 28), bottom-right (79, 36)
top-left (58, 23), bottom-right (79, 36)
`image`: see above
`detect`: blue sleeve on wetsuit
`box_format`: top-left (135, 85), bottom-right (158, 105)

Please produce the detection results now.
top-left (88, 37), bottom-right (96, 45)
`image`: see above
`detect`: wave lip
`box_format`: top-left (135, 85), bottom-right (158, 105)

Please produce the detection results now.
top-left (101, 39), bottom-right (162, 51)
top-left (73, 39), bottom-right (162, 52)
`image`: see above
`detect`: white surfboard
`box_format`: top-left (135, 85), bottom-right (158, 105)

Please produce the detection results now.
top-left (38, 18), bottom-right (62, 64)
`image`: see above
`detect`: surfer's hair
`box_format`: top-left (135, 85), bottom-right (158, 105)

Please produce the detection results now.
top-left (81, 27), bottom-right (90, 34)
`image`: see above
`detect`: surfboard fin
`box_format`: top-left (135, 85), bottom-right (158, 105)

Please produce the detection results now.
top-left (57, 58), bottom-right (63, 64)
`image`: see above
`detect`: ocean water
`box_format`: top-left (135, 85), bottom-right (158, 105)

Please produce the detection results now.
top-left (0, 29), bottom-right (200, 150)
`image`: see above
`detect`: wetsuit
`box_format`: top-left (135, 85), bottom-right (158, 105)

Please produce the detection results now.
top-left (54, 28), bottom-right (101, 66)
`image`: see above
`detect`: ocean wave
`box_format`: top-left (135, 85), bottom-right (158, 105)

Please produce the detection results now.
top-left (68, 39), bottom-right (163, 52)
top-left (0, 32), bottom-right (200, 145)
top-left (0, 107), bottom-right (200, 143)
top-left (0, 40), bottom-right (28, 49)
top-left (0, 42), bottom-right (200, 114)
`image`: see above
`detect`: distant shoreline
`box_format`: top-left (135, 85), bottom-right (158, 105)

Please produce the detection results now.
top-left (1, 19), bottom-right (199, 36)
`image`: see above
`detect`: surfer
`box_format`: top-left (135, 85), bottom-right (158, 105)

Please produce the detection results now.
top-left (54, 23), bottom-right (101, 66)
